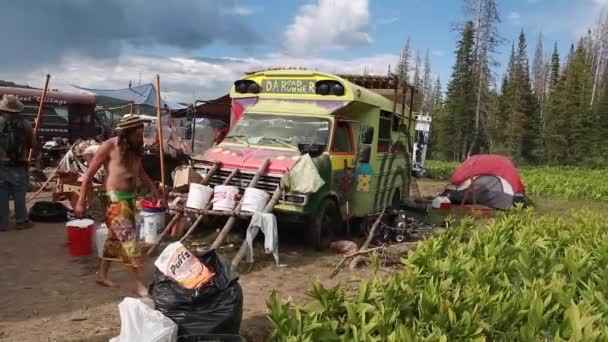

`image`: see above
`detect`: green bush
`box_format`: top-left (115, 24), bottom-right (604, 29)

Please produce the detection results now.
top-left (424, 160), bottom-right (459, 180)
top-left (268, 209), bottom-right (608, 341)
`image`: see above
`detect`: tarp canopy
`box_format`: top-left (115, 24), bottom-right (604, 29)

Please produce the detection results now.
top-left (71, 83), bottom-right (188, 110)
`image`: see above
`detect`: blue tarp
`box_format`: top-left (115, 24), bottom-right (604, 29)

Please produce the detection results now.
top-left (71, 83), bottom-right (188, 110)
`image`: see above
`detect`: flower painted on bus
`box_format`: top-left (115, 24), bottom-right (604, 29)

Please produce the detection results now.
top-left (355, 163), bottom-right (373, 192)
top-left (357, 174), bottom-right (371, 192)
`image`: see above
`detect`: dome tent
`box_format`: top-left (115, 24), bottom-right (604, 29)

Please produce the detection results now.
top-left (441, 154), bottom-right (526, 210)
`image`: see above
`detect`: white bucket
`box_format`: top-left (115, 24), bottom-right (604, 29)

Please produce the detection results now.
top-left (95, 224), bottom-right (108, 258)
top-left (241, 188), bottom-right (270, 213)
top-left (141, 211), bottom-right (166, 243)
top-left (213, 185), bottom-right (239, 211)
top-left (186, 183), bottom-right (214, 209)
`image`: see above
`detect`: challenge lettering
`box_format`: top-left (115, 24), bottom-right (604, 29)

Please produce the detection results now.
top-left (169, 250), bottom-right (191, 276)
top-left (262, 79), bottom-right (315, 94)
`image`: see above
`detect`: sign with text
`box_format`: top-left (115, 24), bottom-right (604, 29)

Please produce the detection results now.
top-left (262, 79), bottom-right (316, 95)
top-left (7, 94), bottom-right (68, 106)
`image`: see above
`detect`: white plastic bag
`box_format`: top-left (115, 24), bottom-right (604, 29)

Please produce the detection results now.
top-left (110, 297), bottom-right (177, 342)
top-left (281, 153), bottom-right (325, 193)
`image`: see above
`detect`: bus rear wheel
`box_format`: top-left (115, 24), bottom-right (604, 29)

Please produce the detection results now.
top-left (310, 198), bottom-right (341, 251)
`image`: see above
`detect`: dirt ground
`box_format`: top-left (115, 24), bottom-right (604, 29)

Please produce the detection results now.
top-left (0, 182), bottom-right (443, 342)
top-left (0, 190), bottom-right (396, 342)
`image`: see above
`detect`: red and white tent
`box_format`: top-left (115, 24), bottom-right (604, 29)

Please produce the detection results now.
top-left (442, 154), bottom-right (526, 210)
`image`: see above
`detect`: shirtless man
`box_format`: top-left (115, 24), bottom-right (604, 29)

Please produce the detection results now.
top-left (75, 114), bottom-right (159, 296)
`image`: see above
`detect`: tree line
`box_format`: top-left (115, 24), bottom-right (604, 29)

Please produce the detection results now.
top-left (402, 0), bottom-right (608, 166)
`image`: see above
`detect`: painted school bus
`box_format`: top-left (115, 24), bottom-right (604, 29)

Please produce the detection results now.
top-left (191, 70), bottom-right (411, 249)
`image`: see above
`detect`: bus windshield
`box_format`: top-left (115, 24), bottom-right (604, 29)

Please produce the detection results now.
top-left (225, 114), bottom-right (330, 148)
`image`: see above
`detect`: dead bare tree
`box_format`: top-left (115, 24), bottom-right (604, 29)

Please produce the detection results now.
top-left (465, 0), bottom-right (502, 157)
top-left (422, 49), bottom-right (434, 112)
top-left (532, 31), bottom-right (548, 130)
top-left (590, 10), bottom-right (608, 108)
top-left (397, 37), bottom-right (412, 87)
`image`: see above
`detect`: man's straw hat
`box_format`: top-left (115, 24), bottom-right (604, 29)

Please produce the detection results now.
top-left (117, 114), bottom-right (144, 130)
top-left (0, 95), bottom-right (25, 113)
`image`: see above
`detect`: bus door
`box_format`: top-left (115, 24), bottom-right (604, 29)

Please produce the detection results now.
top-left (329, 119), bottom-right (357, 218)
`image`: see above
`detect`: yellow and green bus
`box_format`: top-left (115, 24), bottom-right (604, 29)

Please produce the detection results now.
top-left (192, 69), bottom-right (411, 249)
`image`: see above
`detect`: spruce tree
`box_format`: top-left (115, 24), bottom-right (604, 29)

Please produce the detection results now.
top-left (563, 38), bottom-right (595, 162)
top-left (544, 43), bottom-right (567, 162)
top-left (422, 49), bottom-right (433, 113)
top-left (439, 21), bottom-right (476, 161)
top-left (428, 77), bottom-right (442, 158)
top-left (412, 51), bottom-right (424, 111)
top-left (517, 31), bottom-right (543, 163)
top-left (596, 70), bottom-right (608, 161)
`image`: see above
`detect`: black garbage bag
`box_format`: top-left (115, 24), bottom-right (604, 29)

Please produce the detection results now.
top-left (29, 201), bottom-right (69, 222)
top-left (150, 249), bottom-right (243, 336)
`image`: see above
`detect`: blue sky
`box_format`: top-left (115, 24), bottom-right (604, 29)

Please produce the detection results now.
top-left (142, 0), bottom-right (602, 82)
top-left (4, 0), bottom-right (605, 101)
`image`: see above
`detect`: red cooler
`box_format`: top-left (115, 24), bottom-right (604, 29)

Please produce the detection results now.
top-left (67, 219), bottom-right (95, 256)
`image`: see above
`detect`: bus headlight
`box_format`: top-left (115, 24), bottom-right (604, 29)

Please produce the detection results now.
top-left (234, 80), bottom-right (260, 94)
top-left (315, 80), bottom-right (344, 96)
top-left (282, 193), bottom-right (308, 205)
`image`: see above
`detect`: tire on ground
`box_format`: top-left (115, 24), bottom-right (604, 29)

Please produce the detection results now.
top-left (309, 198), bottom-right (342, 251)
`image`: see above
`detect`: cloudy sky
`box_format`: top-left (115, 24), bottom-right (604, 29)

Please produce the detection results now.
top-left (0, 0), bottom-right (605, 103)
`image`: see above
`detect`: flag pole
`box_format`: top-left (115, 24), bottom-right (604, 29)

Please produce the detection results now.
top-left (155, 75), bottom-right (167, 204)
top-left (28, 74), bottom-right (51, 163)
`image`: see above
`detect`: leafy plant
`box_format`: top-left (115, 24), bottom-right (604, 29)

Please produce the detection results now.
top-left (268, 208), bottom-right (608, 340)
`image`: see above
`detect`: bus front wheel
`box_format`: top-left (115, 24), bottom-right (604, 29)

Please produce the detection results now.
top-left (310, 198), bottom-right (341, 251)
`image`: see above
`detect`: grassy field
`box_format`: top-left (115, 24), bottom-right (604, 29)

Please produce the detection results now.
top-left (266, 163), bottom-right (608, 341)
top-left (268, 207), bottom-right (608, 340)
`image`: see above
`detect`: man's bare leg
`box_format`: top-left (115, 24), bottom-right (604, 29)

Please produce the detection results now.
top-left (96, 259), bottom-right (119, 288)
top-left (126, 266), bottom-right (148, 297)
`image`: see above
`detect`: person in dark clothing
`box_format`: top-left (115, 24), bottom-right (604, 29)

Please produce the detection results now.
top-left (0, 95), bottom-right (36, 231)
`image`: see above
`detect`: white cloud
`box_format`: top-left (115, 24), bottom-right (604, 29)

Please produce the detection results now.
top-left (284, 0), bottom-right (373, 56)
top-left (231, 6), bottom-right (256, 15)
top-left (508, 11), bottom-right (521, 24)
top-left (378, 16), bottom-right (399, 25)
top-left (7, 53), bottom-right (399, 103)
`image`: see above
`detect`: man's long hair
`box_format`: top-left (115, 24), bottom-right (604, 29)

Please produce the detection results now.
top-left (117, 126), bottom-right (143, 166)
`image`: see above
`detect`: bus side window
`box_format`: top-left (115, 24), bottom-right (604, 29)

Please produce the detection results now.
top-left (392, 115), bottom-right (401, 131)
top-left (332, 121), bottom-right (353, 153)
top-left (378, 111), bottom-right (392, 153)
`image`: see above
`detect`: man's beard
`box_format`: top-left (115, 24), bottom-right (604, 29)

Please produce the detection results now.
top-left (126, 142), bottom-right (144, 156)
top-left (120, 141), bottom-right (143, 164)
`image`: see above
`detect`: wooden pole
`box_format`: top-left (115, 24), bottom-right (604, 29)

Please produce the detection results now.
top-left (148, 163), bottom-right (224, 255)
top-left (28, 74), bottom-right (51, 163)
top-left (231, 182), bottom-right (283, 269)
top-left (155, 75), bottom-right (167, 204)
top-left (179, 167), bottom-right (238, 242)
top-left (210, 158), bottom-right (270, 250)
top-left (129, 101), bottom-right (134, 114)
top-left (407, 85), bottom-right (415, 153)
top-left (349, 208), bottom-right (386, 271)
top-left (146, 211), bottom-right (183, 256)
